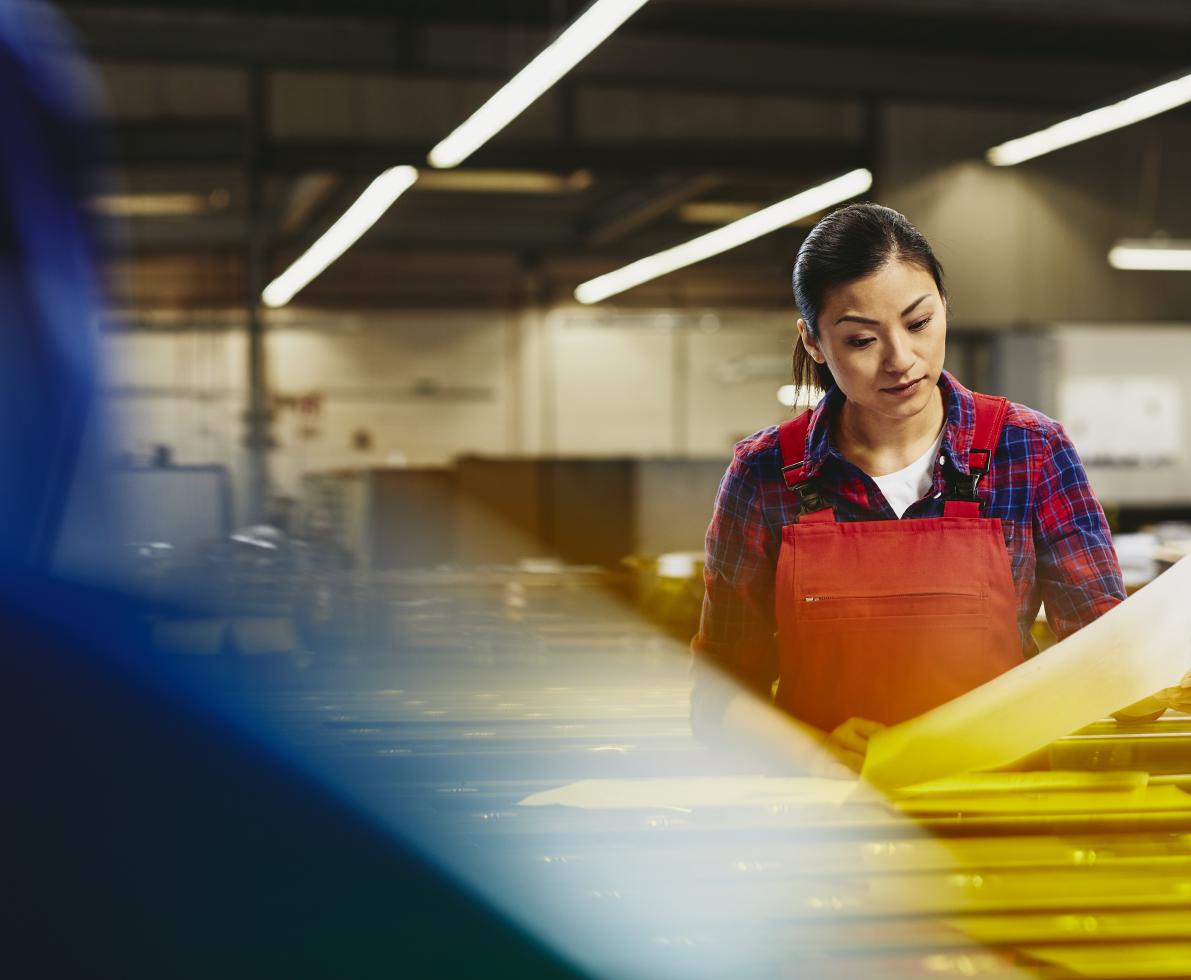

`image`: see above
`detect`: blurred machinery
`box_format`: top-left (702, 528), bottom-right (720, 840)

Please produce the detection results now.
top-left (624, 550), bottom-right (705, 640)
top-left (298, 457), bottom-right (724, 570)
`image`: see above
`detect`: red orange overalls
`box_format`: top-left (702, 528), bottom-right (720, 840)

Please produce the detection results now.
top-left (774, 393), bottom-right (1023, 732)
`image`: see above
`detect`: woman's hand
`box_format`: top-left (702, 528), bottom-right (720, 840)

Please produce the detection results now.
top-left (713, 690), bottom-right (888, 779)
top-left (1114, 669), bottom-right (1191, 721)
top-left (808, 717), bottom-right (886, 778)
top-left (1152, 668), bottom-right (1191, 714)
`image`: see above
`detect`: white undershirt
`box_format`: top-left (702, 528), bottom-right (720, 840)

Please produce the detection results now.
top-left (870, 428), bottom-right (946, 518)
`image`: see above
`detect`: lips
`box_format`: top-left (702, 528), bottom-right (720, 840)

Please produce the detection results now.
top-left (882, 377), bottom-right (923, 395)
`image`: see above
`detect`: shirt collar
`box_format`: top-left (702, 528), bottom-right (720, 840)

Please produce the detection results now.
top-left (798, 369), bottom-right (976, 479)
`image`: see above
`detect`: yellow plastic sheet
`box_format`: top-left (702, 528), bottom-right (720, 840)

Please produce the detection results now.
top-left (891, 785), bottom-right (1189, 816)
top-left (863, 556), bottom-right (1191, 789)
top-left (892, 771), bottom-right (1149, 797)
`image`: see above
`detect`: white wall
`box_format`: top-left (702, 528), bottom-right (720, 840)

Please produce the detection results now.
top-left (543, 308), bottom-right (798, 456)
top-left (1051, 325), bottom-right (1191, 507)
top-left (265, 313), bottom-right (513, 490)
top-left (98, 307), bottom-right (800, 520)
top-left (547, 311), bottom-right (678, 456)
top-left (101, 312), bottom-right (1191, 524)
top-left (101, 315), bottom-right (1191, 522)
top-left (101, 328), bottom-right (245, 469)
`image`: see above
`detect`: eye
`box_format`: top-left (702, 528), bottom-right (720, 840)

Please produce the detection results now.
top-left (908, 315), bottom-right (932, 332)
top-left (846, 337), bottom-right (875, 349)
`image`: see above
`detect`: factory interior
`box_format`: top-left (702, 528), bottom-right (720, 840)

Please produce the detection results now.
top-left (8, 0), bottom-right (1191, 977)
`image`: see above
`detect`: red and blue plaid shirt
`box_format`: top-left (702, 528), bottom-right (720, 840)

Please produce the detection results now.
top-left (691, 370), bottom-right (1125, 736)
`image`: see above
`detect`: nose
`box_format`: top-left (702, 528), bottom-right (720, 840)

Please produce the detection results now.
top-left (882, 332), bottom-right (915, 375)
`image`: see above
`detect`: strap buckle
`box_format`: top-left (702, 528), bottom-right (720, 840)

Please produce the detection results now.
top-left (944, 448), bottom-right (991, 503)
top-left (780, 461), bottom-right (804, 492)
top-left (794, 481), bottom-right (829, 515)
top-left (781, 461), bottom-right (830, 516)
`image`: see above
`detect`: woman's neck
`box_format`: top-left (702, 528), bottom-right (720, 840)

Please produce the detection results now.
top-left (834, 386), bottom-right (945, 477)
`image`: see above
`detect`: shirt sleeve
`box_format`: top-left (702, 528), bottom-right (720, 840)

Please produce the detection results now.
top-left (1032, 421), bottom-right (1126, 639)
top-left (689, 446), bottom-right (780, 742)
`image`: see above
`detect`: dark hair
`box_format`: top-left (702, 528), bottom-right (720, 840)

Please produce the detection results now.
top-left (791, 203), bottom-right (946, 396)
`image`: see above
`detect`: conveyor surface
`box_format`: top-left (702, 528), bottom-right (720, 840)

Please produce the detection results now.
top-left (188, 567), bottom-right (1191, 979)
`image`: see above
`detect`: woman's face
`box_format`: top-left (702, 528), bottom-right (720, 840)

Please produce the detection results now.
top-left (798, 258), bottom-right (946, 426)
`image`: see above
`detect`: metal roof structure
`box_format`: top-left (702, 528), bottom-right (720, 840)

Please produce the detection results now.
top-left (62, 0), bottom-right (1191, 310)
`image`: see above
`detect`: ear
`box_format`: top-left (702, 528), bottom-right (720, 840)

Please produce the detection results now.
top-left (797, 318), bottom-right (826, 364)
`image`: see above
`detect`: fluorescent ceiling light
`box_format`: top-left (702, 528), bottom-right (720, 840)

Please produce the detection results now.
top-left (427, 0), bottom-right (651, 168)
top-left (574, 168), bottom-right (872, 304)
top-left (416, 168), bottom-right (593, 194)
top-left (679, 201), bottom-right (824, 226)
top-left (987, 70), bottom-right (1191, 166)
top-left (1108, 239), bottom-right (1191, 271)
top-left (262, 165), bottom-right (418, 309)
top-left (679, 202), bottom-right (761, 225)
top-left (89, 190), bottom-right (229, 217)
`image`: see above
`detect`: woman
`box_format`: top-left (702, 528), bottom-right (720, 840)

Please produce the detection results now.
top-left (690, 203), bottom-right (1131, 778)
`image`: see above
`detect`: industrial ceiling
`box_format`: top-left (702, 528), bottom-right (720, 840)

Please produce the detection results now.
top-left (60, 0), bottom-right (1191, 312)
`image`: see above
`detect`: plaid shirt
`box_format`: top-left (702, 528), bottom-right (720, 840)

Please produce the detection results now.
top-left (691, 370), bottom-right (1125, 737)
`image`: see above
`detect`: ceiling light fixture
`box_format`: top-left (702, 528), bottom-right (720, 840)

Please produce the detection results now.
top-left (1108, 239), bottom-right (1191, 271)
top-left (678, 201), bottom-right (763, 225)
top-left (678, 201), bottom-right (826, 226)
top-left (427, 0), bottom-right (652, 169)
top-left (987, 71), bottom-right (1191, 166)
top-left (262, 165), bottom-right (418, 309)
top-left (574, 168), bottom-right (872, 304)
top-left (416, 168), bottom-right (593, 194)
top-left (89, 191), bottom-right (228, 217)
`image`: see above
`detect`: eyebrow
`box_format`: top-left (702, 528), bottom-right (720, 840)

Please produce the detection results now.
top-left (834, 293), bottom-right (931, 326)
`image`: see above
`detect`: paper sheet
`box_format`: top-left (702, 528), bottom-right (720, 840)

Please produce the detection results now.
top-left (518, 776), bottom-right (857, 810)
top-left (863, 556), bottom-right (1191, 789)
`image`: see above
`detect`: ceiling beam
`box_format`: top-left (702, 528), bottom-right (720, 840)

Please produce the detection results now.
top-left (63, 6), bottom-right (1190, 110)
top-left (103, 122), bottom-right (868, 177)
top-left (585, 172), bottom-right (723, 247)
top-left (100, 121), bottom-right (248, 168)
top-left (277, 174), bottom-right (341, 234)
top-left (62, 0), bottom-right (1191, 56)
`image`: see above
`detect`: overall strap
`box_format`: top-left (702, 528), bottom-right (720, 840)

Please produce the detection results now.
top-left (778, 411), bottom-right (834, 523)
top-left (943, 392), bottom-right (1010, 518)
